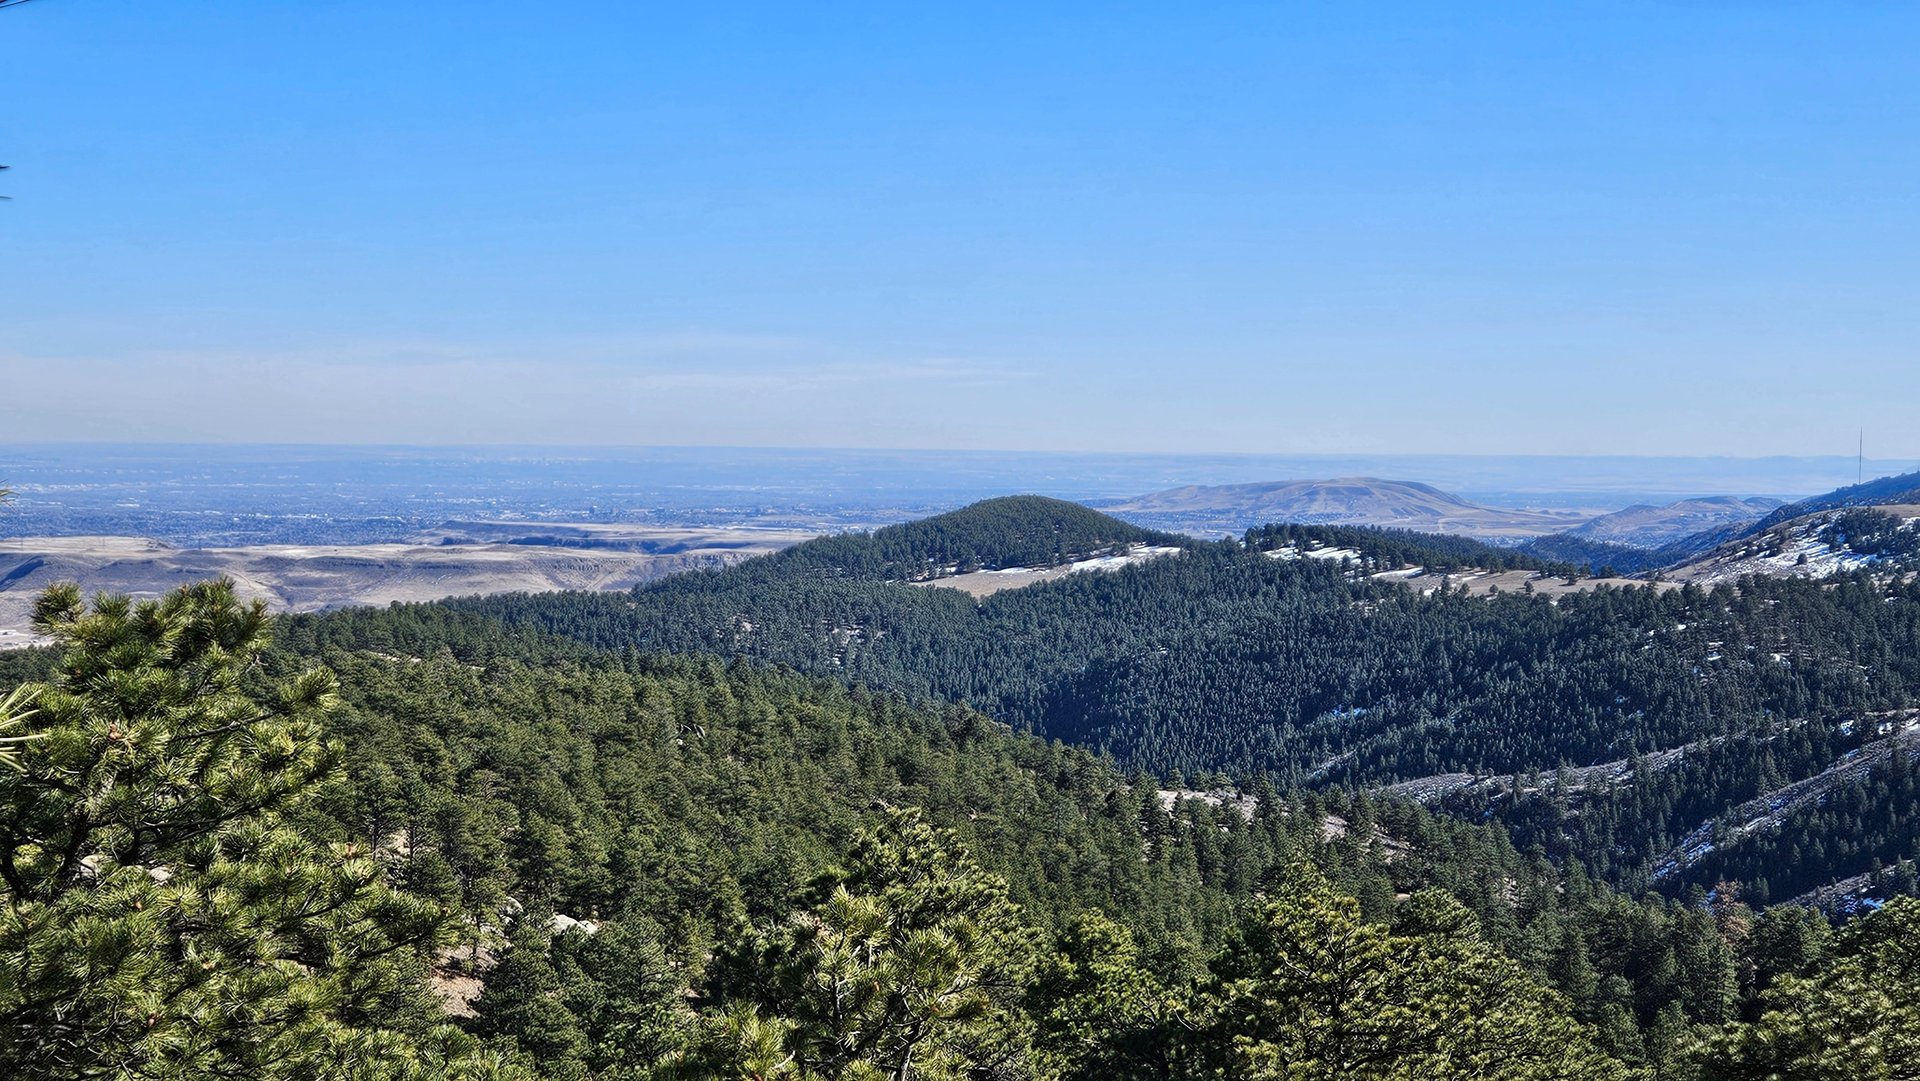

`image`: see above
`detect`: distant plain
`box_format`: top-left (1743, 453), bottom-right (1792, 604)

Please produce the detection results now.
top-left (4, 444), bottom-right (1916, 645)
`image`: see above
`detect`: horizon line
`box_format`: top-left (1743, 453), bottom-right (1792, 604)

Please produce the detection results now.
top-left (3, 441), bottom-right (1918, 465)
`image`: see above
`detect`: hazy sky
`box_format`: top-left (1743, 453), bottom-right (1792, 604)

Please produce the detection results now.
top-left (3, 2), bottom-right (1918, 455)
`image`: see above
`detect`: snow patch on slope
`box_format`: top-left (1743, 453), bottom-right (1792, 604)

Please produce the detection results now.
top-left (1678, 508), bottom-right (1920, 585)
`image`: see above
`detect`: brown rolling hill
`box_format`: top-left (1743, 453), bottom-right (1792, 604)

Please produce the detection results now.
top-left (0, 526), bottom-right (813, 647)
top-left (1566, 495), bottom-right (1782, 548)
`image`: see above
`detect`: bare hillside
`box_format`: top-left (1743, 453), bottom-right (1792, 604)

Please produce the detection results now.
top-left (0, 527), bottom-right (811, 646)
top-left (1568, 495), bottom-right (1781, 548)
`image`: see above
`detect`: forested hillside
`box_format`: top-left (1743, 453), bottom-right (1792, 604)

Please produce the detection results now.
top-left (7, 579), bottom-right (1920, 1077)
top-left (7, 475), bottom-right (1919, 1079)
top-left (1743, 469), bottom-right (1920, 535)
top-left (449, 500), bottom-right (1920, 901)
top-left (1519, 532), bottom-right (1664, 574)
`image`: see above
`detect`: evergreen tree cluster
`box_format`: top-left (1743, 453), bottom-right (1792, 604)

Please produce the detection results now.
top-left (1518, 532), bottom-right (1658, 575)
top-left (6, 578), bottom-right (1920, 1078)
top-left (0, 583), bottom-right (520, 1080)
top-left (1243, 521), bottom-right (1567, 573)
top-left (727, 496), bottom-right (1183, 583)
top-left (1816, 507), bottom-right (1920, 563)
top-left (442, 499), bottom-right (1920, 900)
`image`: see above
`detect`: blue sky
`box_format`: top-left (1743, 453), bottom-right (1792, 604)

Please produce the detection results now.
top-left (3, 2), bottom-right (1918, 455)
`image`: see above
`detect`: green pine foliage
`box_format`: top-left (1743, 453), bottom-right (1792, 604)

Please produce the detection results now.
top-left (0, 581), bottom-right (529, 1081)
top-left (704, 809), bottom-right (1038, 1080)
top-left (718, 495), bottom-right (1183, 584)
top-left (7, 569), bottom-right (1920, 1078)
top-left (1519, 532), bottom-right (1659, 574)
top-left (1817, 507), bottom-right (1920, 563)
top-left (1243, 521), bottom-right (1567, 572)
top-left (260, 589), bottom-right (1766, 1076)
top-left (1697, 895), bottom-right (1920, 1079)
top-left (1198, 864), bottom-right (1633, 1080)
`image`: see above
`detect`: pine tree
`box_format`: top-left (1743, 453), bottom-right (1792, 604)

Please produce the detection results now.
top-left (472, 914), bottom-right (590, 1074)
top-left (1697, 896), bottom-right (1920, 1080)
top-left (738, 808), bottom-right (1038, 1080)
top-left (0, 581), bottom-right (529, 1080)
top-left (1027, 910), bottom-right (1178, 1080)
top-left (1201, 864), bottom-right (1634, 1081)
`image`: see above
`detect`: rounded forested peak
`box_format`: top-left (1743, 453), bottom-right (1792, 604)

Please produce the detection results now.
top-left (752, 494), bottom-right (1186, 583)
top-left (932, 493), bottom-right (1123, 524)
